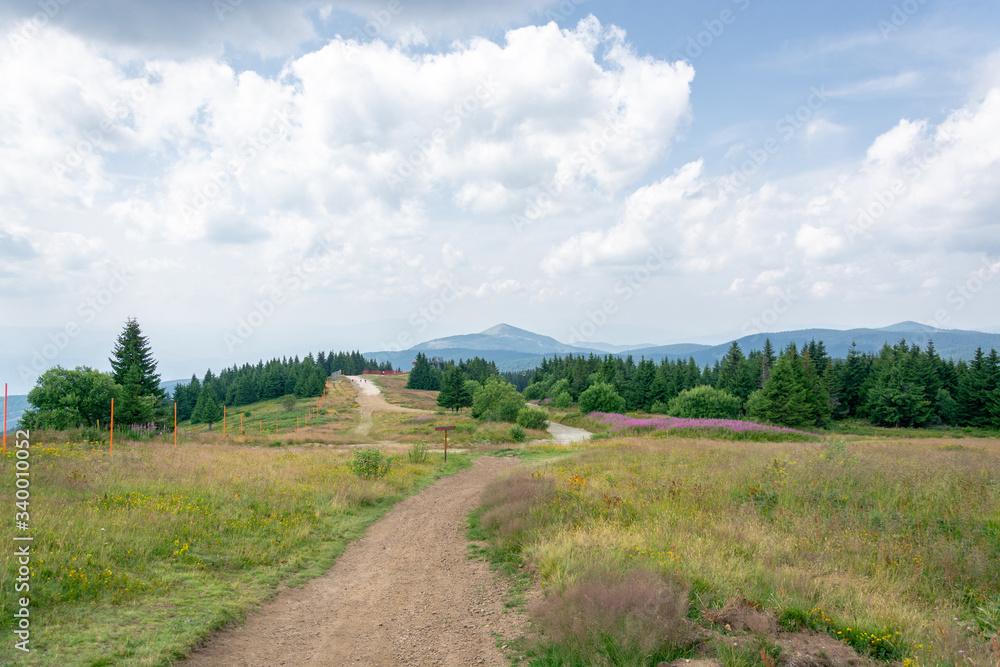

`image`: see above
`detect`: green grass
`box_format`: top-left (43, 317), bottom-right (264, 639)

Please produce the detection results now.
top-left (471, 434), bottom-right (1000, 666)
top-left (0, 435), bottom-right (471, 666)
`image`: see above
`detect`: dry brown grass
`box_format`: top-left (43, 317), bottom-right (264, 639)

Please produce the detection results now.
top-left (369, 374), bottom-right (443, 410)
top-left (479, 468), bottom-right (556, 549)
top-left (532, 567), bottom-right (691, 662)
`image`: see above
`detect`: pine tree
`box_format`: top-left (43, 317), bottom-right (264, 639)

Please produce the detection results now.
top-left (437, 367), bottom-right (472, 411)
top-left (109, 317), bottom-right (164, 425)
top-left (407, 353), bottom-right (441, 390)
top-left (191, 383), bottom-right (223, 425)
top-left (746, 345), bottom-right (814, 429)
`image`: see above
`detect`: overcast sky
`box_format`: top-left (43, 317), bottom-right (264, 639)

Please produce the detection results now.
top-left (2, 0), bottom-right (1000, 392)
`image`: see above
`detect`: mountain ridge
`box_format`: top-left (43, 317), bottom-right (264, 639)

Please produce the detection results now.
top-left (363, 322), bottom-right (1000, 373)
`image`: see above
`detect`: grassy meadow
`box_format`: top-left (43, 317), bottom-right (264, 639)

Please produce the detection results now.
top-left (472, 423), bottom-right (1000, 666)
top-left (0, 406), bottom-right (472, 666)
top-left (180, 375), bottom-right (361, 444)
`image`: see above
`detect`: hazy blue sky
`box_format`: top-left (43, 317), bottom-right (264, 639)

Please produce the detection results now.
top-left (2, 0), bottom-right (999, 392)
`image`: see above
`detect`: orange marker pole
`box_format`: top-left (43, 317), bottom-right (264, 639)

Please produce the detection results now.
top-left (240, 413), bottom-right (244, 435)
top-left (259, 420), bottom-right (262, 434)
top-left (110, 397), bottom-right (114, 454)
top-left (174, 402), bottom-right (177, 447)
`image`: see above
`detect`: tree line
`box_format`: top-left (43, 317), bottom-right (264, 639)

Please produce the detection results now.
top-left (519, 339), bottom-right (1000, 429)
top-left (173, 351), bottom-right (391, 424)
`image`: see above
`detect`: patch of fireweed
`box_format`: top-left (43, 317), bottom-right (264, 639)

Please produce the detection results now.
top-left (588, 412), bottom-right (820, 441)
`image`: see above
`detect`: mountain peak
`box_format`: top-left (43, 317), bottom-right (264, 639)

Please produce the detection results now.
top-left (479, 323), bottom-right (534, 337)
top-left (876, 321), bottom-right (941, 333)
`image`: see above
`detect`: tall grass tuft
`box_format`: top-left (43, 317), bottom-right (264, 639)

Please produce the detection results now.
top-left (532, 567), bottom-right (692, 666)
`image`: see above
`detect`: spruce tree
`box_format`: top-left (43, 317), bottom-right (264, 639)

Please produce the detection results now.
top-left (109, 317), bottom-right (164, 425)
top-left (406, 353), bottom-right (441, 390)
top-left (191, 383), bottom-right (223, 425)
top-left (437, 367), bottom-right (472, 411)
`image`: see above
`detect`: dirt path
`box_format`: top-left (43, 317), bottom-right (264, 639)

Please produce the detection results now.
top-left (546, 420), bottom-right (592, 444)
top-left (348, 375), bottom-right (429, 436)
top-left (183, 456), bottom-right (525, 666)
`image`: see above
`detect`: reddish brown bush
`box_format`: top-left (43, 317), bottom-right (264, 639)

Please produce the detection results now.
top-left (532, 567), bottom-right (691, 661)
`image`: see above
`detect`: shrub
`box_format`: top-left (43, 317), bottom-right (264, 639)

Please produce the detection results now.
top-left (516, 407), bottom-right (548, 430)
top-left (522, 383), bottom-right (546, 401)
top-left (668, 385), bottom-right (741, 419)
top-left (547, 379), bottom-right (570, 399)
top-left (552, 391), bottom-right (572, 409)
top-left (650, 401), bottom-right (669, 414)
top-left (578, 382), bottom-right (626, 414)
top-left (477, 468), bottom-right (556, 553)
top-left (407, 442), bottom-right (429, 464)
top-left (281, 395), bottom-right (296, 412)
top-left (532, 567), bottom-right (691, 663)
top-left (349, 446), bottom-right (393, 479)
top-left (509, 425), bottom-right (527, 442)
top-left (472, 377), bottom-right (525, 422)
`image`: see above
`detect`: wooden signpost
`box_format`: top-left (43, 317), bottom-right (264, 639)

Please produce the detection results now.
top-left (435, 425), bottom-right (456, 462)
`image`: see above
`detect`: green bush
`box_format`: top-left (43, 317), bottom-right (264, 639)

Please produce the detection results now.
top-left (407, 442), bottom-right (430, 464)
top-left (350, 446), bottom-right (393, 479)
top-left (552, 391), bottom-right (572, 409)
top-left (547, 379), bottom-right (570, 399)
top-left (516, 407), bottom-right (548, 430)
top-left (578, 382), bottom-right (626, 414)
top-left (472, 377), bottom-right (525, 422)
top-left (522, 383), bottom-right (546, 401)
top-left (667, 386), bottom-right (741, 419)
top-left (509, 425), bottom-right (526, 442)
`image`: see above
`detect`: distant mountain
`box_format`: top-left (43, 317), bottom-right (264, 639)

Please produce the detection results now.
top-left (576, 341), bottom-right (658, 353)
top-left (364, 322), bottom-right (1000, 375)
top-left (3, 394), bottom-right (29, 432)
top-left (628, 325), bottom-right (1000, 367)
top-left (411, 323), bottom-right (584, 354)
